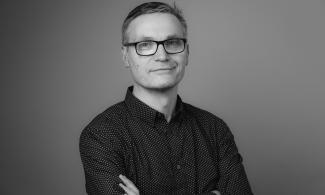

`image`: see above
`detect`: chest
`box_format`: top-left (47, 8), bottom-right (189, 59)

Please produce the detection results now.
top-left (123, 118), bottom-right (219, 194)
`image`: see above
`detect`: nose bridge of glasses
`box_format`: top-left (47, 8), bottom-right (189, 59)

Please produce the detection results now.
top-left (156, 41), bottom-right (168, 55)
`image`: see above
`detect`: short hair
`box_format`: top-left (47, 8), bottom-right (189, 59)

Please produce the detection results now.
top-left (121, 2), bottom-right (187, 44)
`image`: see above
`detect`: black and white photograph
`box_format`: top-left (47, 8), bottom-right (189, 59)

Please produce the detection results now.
top-left (2, 0), bottom-right (325, 194)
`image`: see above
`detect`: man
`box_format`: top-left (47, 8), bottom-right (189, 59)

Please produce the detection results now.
top-left (79, 2), bottom-right (253, 195)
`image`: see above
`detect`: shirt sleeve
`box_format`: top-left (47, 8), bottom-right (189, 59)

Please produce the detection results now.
top-left (215, 120), bottom-right (254, 195)
top-left (79, 124), bottom-right (126, 195)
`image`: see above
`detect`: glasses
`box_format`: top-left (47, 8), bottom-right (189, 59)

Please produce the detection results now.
top-left (123, 38), bottom-right (187, 56)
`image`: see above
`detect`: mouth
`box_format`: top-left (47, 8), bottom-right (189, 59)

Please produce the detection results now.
top-left (150, 66), bottom-right (176, 72)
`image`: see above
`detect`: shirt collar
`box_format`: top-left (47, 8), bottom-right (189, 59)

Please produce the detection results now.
top-left (124, 86), bottom-right (184, 127)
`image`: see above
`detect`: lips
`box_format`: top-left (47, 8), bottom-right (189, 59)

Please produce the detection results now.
top-left (150, 66), bottom-right (176, 72)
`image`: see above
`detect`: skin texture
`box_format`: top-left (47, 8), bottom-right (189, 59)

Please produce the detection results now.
top-left (122, 13), bottom-right (189, 92)
top-left (122, 13), bottom-right (189, 122)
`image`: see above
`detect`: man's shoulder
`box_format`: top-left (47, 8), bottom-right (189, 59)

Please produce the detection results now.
top-left (79, 101), bottom-right (129, 150)
top-left (183, 102), bottom-right (223, 122)
top-left (81, 101), bottom-right (127, 134)
top-left (101, 101), bottom-right (128, 119)
top-left (182, 102), bottom-right (230, 132)
top-left (182, 102), bottom-right (231, 143)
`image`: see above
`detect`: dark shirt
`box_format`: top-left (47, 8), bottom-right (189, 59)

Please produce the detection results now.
top-left (79, 86), bottom-right (253, 195)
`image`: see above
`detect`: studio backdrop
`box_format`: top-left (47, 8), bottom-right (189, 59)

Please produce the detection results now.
top-left (2, 0), bottom-right (325, 194)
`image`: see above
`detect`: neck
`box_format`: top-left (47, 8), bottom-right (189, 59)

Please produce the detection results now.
top-left (133, 85), bottom-right (178, 122)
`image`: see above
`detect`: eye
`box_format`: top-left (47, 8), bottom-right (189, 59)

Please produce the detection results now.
top-left (137, 41), bottom-right (155, 50)
top-left (165, 39), bottom-right (183, 48)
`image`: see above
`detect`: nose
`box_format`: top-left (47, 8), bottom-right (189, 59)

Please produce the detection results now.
top-left (155, 44), bottom-right (169, 61)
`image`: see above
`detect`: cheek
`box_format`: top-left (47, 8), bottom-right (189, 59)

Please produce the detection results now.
top-left (128, 55), bottom-right (141, 69)
top-left (176, 55), bottom-right (188, 68)
top-left (129, 58), bottom-right (149, 74)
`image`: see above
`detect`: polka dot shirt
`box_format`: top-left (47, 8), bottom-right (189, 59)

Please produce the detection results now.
top-left (79, 86), bottom-right (253, 195)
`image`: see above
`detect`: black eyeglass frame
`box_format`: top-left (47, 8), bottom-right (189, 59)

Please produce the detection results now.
top-left (123, 38), bottom-right (187, 56)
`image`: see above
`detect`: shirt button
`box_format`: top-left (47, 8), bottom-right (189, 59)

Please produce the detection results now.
top-left (176, 164), bottom-right (181, 170)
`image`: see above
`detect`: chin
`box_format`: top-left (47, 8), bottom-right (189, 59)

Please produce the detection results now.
top-left (135, 75), bottom-right (183, 92)
top-left (146, 81), bottom-right (179, 91)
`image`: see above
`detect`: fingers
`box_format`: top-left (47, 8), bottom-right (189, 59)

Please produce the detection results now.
top-left (119, 174), bottom-right (138, 191)
top-left (211, 190), bottom-right (221, 195)
top-left (119, 183), bottom-right (132, 194)
top-left (119, 174), bottom-right (139, 195)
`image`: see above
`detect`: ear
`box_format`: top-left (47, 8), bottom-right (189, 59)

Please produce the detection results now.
top-left (121, 46), bottom-right (130, 68)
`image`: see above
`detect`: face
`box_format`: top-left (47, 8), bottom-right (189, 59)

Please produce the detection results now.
top-left (122, 13), bottom-right (189, 91)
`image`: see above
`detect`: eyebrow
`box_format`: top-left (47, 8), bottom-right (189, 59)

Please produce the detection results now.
top-left (135, 34), bottom-right (184, 42)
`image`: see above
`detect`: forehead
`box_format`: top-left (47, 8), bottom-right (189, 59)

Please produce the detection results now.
top-left (126, 13), bottom-right (184, 42)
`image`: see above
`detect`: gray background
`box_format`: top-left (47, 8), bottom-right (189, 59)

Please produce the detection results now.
top-left (2, 0), bottom-right (325, 194)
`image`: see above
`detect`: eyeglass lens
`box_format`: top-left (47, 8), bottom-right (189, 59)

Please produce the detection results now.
top-left (136, 39), bottom-right (185, 56)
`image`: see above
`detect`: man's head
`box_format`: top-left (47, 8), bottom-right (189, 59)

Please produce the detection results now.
top-left (122, 2), bottom-right (187, 45)
top-left (121, 2), bottom-right (189, 91)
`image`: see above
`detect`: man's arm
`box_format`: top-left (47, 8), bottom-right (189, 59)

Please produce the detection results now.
top-left (215, 120), bottom-right (253, 195)
top-left (79, 126), bottom-right (126, 195)
top-left (119, 174), bottom-right (220, 195)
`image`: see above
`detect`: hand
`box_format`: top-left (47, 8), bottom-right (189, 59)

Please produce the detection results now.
top-left (211, 190), bottom-right (221, 195)
top-left (119, 174), bottom-right (140, 195)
